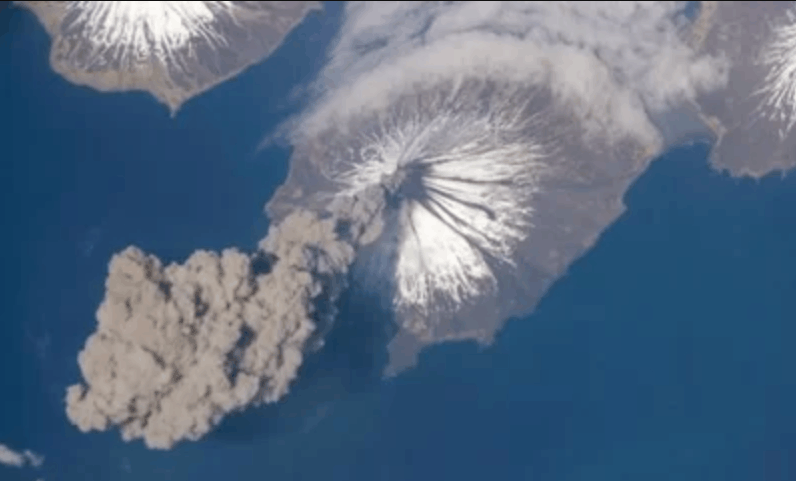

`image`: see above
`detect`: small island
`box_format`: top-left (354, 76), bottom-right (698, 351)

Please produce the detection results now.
top-left (17, 1), bottom-right (321, 115)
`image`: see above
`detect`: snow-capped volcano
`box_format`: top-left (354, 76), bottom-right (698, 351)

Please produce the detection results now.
top-left (326, 81), bottom-right (550, 320)
top-left (18, 1), bottom-right (320, 114)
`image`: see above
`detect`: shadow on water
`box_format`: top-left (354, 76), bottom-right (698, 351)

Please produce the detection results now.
top-left (210, 285), bottom-right (398, 444)
top-left (209, 141), bottom-right (796, 481)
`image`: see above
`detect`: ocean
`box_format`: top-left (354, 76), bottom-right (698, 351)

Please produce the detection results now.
top-left (2, 3), bottom-right (796, 481)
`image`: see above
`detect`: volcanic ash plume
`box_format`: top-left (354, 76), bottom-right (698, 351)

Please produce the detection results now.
top-left (18, 1), bottom-right (321, 114)
top-left (64, 208), bottom-right (370, 450)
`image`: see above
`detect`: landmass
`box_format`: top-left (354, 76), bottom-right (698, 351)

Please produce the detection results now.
top-left (16, 1), bottom-right (321, 115)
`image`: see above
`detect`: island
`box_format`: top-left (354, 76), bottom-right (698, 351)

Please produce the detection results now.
top-left (17, 1), bottom-right (321, 115)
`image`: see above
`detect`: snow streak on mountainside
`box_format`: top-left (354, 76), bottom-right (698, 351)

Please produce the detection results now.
top-left (17, 1), bottom-right (320, 114)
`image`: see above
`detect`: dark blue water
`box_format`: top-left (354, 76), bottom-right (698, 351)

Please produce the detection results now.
top-left (3, 3), bottom-right (796, 481)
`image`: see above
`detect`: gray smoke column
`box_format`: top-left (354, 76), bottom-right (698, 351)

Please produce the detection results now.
top-left (64, 206), bottom-right (382, 450)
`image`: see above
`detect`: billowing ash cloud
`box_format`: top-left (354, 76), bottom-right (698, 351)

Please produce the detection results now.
top-left (65, 208), bottom-right (374, 449)
top-left (0, 443), bottom-right (43, 469)
top-left (691, 1), bottom-right (796, 177)
top-left (270, 1), bottom-right (729, 371)
top-left (17, 1), bottom-right (320, 114)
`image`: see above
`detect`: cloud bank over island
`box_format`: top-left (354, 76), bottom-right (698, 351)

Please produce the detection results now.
top-left (68, 1), bottom-right (754, 449)
top-left (287, 1), bottom-right (728, 148)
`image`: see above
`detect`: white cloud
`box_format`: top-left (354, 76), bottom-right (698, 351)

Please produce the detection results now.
top-left (296, 1), bottom-right (728, 149)
top-left (0, 443), bottom-right (44, 469)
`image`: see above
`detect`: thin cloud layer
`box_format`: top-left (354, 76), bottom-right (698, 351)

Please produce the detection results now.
top-left (0, 443), bottom-right (43, 469)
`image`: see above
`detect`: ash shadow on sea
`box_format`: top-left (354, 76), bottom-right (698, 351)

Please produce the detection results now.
top-left (209, 284), bottom-right (399, 444)
top-left (203, 140), bottom-right (796, 481)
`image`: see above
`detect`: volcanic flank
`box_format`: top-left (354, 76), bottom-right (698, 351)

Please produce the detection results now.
top-left (270, 75), bottom-right (666, 375)
top-left (17, 1), bottom-right (320, 114)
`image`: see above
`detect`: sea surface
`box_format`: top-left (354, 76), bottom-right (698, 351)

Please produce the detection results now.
top-left (2, 4), bottom-right (796, 481)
